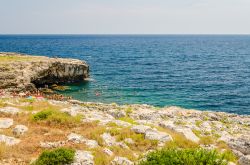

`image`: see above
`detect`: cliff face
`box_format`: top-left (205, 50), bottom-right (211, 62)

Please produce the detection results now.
top-left (0, 52), bottom-right (89, 91)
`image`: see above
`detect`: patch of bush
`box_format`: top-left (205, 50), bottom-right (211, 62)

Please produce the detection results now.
top-left (32, 110), bottom-right (53, 121)
top-left (33, 148), bottom-right (75, 165)
top-left (139, 148), bottom-right (228, 165)
top-left (31, 109), bottom-right (83, 127)
top-left (118, 117), bottom-right (137, 125)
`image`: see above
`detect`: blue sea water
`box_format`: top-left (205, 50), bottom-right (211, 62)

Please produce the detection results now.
top-left (0, 35), bottom-right (249, 115)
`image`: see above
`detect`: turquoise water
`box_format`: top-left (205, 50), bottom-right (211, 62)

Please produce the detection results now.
top-left (0, 35), bottom-right (249, 115)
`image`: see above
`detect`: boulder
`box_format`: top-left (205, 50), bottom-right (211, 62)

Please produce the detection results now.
top-left (227, 137), bottom-right (250, 155)
top-left (239, 155), bottom-right (250, 165)
top-left (13, 125), bottom-right (28, 136)
top-left (71, 150), bottom-right (94, 165)
top-left (67, 133), bottom-right (98, 148)
top-left (0, 134), bottom-right (20, 145)
top-left (40, 141), bottom-right (66, 148)
top-left (103, 148), bottom-right (113, 156)
top-left (84, 140), bottom-right (99, 149)
top-left (67, 133), bottom-right (84, 144)
top-left (124, 138), bottom-right (134, 144)
top-left (159, 122), bottom-right (199, 143)
top-left (0, 107), bottom-right (20, 115)
top-left (174, 128), bottom-right (200, 143)
top-left (111, 157), bottom-right (133, 165)
top-left (131, 125), bottom-right (151, 134)
top-left (108, 110), bottom-right (126, 119)
top-left (145, 129), bottom-right (172, 142)
top-left (0, 118), bottom-right (13, 129)
top-left (101, 133), bottom-right (117, 146)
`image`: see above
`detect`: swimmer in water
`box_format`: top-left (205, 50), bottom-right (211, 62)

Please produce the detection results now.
top-left (95, 91), bottom-right (101, 96)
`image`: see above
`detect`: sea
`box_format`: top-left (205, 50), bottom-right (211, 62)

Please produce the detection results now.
top-left (0, 35), bottom-right (249, 115)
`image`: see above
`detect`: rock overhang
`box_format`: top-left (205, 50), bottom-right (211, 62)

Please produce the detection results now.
top-left (0, 52), bottom-right (89, 91)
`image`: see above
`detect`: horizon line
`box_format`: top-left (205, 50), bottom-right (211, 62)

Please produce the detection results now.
top-left (1, 33), bottom-right (250, 35)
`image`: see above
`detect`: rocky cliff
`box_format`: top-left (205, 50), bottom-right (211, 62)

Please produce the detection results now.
top-left (0, 52), bottom-right (89, 91)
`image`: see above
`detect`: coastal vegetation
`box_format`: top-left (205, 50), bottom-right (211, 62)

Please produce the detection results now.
top-left (32, 148), bottom-right (75, 165)
top-left (31, 108), bottom-right (83, 128)
top-left (139, 148), bottom-right (229, 165)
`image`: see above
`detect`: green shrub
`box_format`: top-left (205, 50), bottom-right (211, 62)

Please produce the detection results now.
top-left (32, 110), bottom-right (53, 121)
top-left (33, 148), bottom-right (75, 165)
top-left (139, 148), bottom-right (228, 165)
top-left (47, 113), bottom-right (82, 127)
top-left (31, 109), bottom-right (83, 127)
top-left (125, 107), bottom-right (133, 115)
top-left (118, 117), bottom-right (137, 125)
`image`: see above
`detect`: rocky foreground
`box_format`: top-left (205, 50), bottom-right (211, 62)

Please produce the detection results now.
top-left (0, 95), bottom-right (249, 165)
top-left (0, 52), bottom-right (89, 92)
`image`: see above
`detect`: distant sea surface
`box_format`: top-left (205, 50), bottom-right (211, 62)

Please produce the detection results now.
top-left (0, 35), bottom-right (249, 115)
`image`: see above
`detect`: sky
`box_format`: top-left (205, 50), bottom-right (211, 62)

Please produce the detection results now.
top-left (0, 0), bottom-right (250, 34)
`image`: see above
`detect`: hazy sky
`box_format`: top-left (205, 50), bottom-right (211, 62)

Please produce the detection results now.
top-left (0, 0), bottom-right (250, 34)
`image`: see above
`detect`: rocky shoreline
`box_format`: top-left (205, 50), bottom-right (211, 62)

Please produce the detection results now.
top-left (0, 53), bottom-right (249, 165)
top-left (0, 95), bottom-right (249, 165)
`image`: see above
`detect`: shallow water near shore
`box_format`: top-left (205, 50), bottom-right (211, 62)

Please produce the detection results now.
top-left (0, 35), bottom-right (250, 115)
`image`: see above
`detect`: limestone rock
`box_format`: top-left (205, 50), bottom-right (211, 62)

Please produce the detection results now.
top-left (145, 129), bottom-right (172, 142)
top-left (159, 122), bottom-right (199, 143)
top-left (103, 148), bottom-right (113, 156)
top-left (175, 128), bottom-right (200, 143)
top-left (85, 140), bottom-right (99, 149)
top-left (67, 133), bottom-right (84, 143)
top-left (67, 133), bottom-right (98, 148)
top-left (226, 137), bottom-right (250, 155)
top-left (131, 125), bottom-right (151, 134)
top-left (61, 105), bottom-right (85, 117)
top-left (40, 141), bottom-right (66, 148)
top-left (0, 118), bottom-right (13, 129)
top-left (124, 138), bottom-right (134, 144)
top-left (232, 150), bottom-right (244, 158)
top-left (108, 109), bottom-right (126, 119)
top-left (101, 133), bottom-right (117, 146)
top-left (239, 155), bottom-right (250, 165)
top-left (0, 107), bottom-right (20, 115)
top-left (0, 134), bottom-right (20, 145)
top-left (111, 157), bottom-right (133, 165)
top-left (113, 120), bottom-right (132, 127)
top-left (117, 142), bottom-right (130, 149)
top-left (71, 150), bottom-right (94, 165)
top-left (13, 125), bottom-right (28, 136)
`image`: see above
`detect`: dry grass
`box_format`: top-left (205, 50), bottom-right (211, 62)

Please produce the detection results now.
top-left (92, 147), bottom-right (113, 165)
top-left (118, 117), bottom-right (138, 125)
top-left (0, 56), bottom-right (41, 63)
top-left (0, 100), bottom-right (90, 163)
top-left (18, 100), bottom-right (63, 112)
top-left (0, 143), bottom-right (9, 160)
top-left (199, 136), bottom-right (215, 145)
